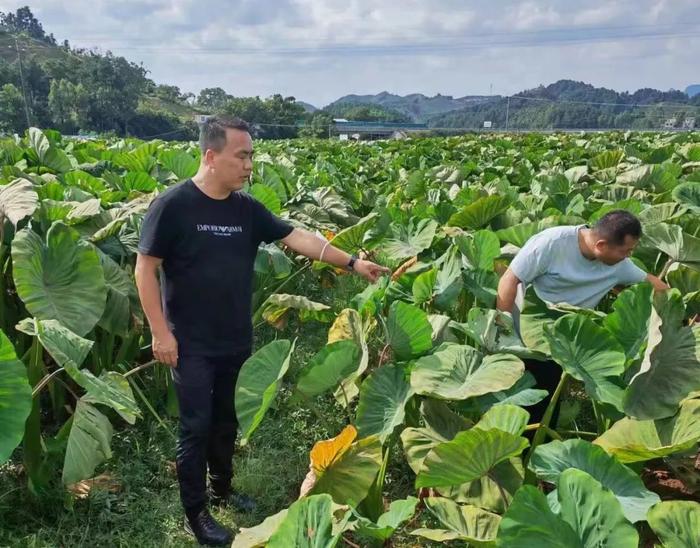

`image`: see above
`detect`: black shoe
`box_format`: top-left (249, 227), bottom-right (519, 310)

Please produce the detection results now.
top-left (209, 487), bottom-right (256, 513)
top-left (184, 508), bottom-right (232, 546)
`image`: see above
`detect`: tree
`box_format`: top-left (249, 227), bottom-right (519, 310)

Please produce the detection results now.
top-left (0, 6), bottom-right (55, 44)
top-left (155, 84), bottom-right (184, 103)
top-left (0, 84), bottom-right (27, 132)
top-left (299, 111), bottom-right (333, 138)
top-left (197, 87), bottom-right (231, 110)
top-left (48, 79), bottom-right (89, 133)
top-left (77, 52), bottom-right (149, 132)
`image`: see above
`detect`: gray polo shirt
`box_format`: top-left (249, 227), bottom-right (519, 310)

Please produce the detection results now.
top-left (510, 225), bottom-right (647, 309)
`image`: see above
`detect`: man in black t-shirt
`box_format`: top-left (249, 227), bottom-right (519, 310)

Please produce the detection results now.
top-left (135, 116), bottom-right (389, 546)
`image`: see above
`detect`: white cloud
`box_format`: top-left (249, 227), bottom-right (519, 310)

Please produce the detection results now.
top-left (2, 0), bottom-right (698, 105)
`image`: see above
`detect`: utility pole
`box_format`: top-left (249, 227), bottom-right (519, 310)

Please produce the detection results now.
top-left (505, 96), bottom-right (510, 132)
top-left (14, 37), bottom-right (32, 128)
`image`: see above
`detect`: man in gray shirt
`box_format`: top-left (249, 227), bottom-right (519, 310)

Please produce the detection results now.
top-left (496, 210), bottom-right (668, 424)
top-left (497, 210), bottom-right (668, 315)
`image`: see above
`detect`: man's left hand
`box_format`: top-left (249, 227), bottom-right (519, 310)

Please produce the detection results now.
top-left (353, 259), bottom-right (391, 283)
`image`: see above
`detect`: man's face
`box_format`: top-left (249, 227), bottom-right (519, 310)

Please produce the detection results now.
top-left (594, 234), bottom-right (639, 265)
top-left (208, 129), bottom-right (253, 191)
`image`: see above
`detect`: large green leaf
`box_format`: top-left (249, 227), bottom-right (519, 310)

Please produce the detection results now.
top-left (672, 181), bottom-right (700, 213)
top-left (448, 195), bottom-right (511, 229)
top-left (624, 290), bottom-right (700, 420)
top-left (497, 471), bottom-right (638, 548)
top-left (12, 222), bottom-right (107, 336)
top-left (517, 290), bottom-right (562, 354)
top-left (462, 268), bottom-right (498, 307)
top-left (545, 315), bottom-right (625, 409)
top-left (328, 212), bottom-right (377, 253)
top-left (667, 264), bottom-right (700, 315)
top-left (17, 318), bottom-right (139, 424)
top-left (113, 142), bottom-right (157, 173)
top-left (249, 184), bottom-right (282, 215)
top-left (644, 222), bottom-right (700, 267)
top-left (456, 229), bottom-right (501, 270)
top-left (267, 494), bottom-right (346, 548)
top-left (354, 496), bottom-right (419, 543)
top-left (602, 283), bottom-right (652, 360)
top-left (496, 485), bottom-right (581, 547)
top-left (383, 218), bottom-right (437, 260)
top-left (438, 458), bottom-right (524, 514)
top-left (62, 400), bottom-right (113, 485)
top-left (386, 300), bottom-right (433, 360)
top-left (355, 363), bottom-right (413, 442)
top-left (411, 497), bottom-right (500, 544)
top-left (28, 128), bottom-right (73, 173)
top-left (295, 340), bottom-right (360, 401)
top-left (496, 217), bottom-right (559, 248)
top-left (411, 267), bottom-right (436, 305)
top-left (465, 372), bottom-right (548, 413)
top-left (416, 428), bottom-right (528, 488)
top-left (401, 400), bottom-right (473, 476)
top-left (309, 436), bottom-right (382, 507)
top-left (457, 308), bottom-right (546, 360)
top-left (16, 318), bottom-right (92, 369)
top-left (0, 330), bottom-right (32, 465)
top-left (236, 340), bottom-right (295, 445)
top-left (326, 309), bottom-right (370, 406)
top-left (159, 150), bottom-right (198, 180)
top-left (0, 178), bottom-right (38, 227)
top-left (529, 439), bottom-right (660, 523)
top-left (232, 509), bottom-right (289, 548)
top-left (595, 398), bottom-right (700, 463)
top-left (97, 251), bottom-right (137, 336)
top-left (410, 343), bottom-right (524, 401)
top-left (474, 404), bottom-right (530, 436)
top-left (556, 469), bottom-right (639, 547)
top-left (647, 501), bottom-right (700, 548)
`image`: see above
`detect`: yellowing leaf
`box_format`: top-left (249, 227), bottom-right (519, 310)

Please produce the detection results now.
top-left (310, 425), bottom-right (357, 473)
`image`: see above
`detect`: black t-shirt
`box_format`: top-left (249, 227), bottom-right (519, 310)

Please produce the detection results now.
top-left (137, 179), bottom-right (293, 356)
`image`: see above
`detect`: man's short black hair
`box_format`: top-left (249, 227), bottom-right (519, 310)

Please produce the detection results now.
top-left (198, 116), bottom-right (250, 153)
top-left (593, 210), bottom-right (642, 246)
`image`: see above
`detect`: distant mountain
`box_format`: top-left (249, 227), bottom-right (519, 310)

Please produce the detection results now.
top-left (428, 79), bottom-right (697, 130)
top-left (686, 85), bottom-right (700, 98)
top-left (297, 101), bottom-right (318, 113)
top-left (325, 91), bottom-right (494, 123)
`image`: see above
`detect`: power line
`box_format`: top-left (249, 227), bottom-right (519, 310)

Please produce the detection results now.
top-left (13, 36), bottom-right (32, 128)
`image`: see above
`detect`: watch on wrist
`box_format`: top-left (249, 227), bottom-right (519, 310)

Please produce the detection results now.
top-left (346, 254), bottom-right (358, 272)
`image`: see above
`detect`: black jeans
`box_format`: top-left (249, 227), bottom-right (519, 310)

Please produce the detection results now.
top-left (171, 349), bottom-right (251, 516)
top-left (523, 358), bottom-right (562, 428)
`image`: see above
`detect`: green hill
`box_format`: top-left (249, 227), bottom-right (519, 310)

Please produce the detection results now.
top-left (326, 91), bottom-right (494, 123)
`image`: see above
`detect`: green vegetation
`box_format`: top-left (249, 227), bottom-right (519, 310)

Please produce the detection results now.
top-left (1, 128), bottom-right (699, 545)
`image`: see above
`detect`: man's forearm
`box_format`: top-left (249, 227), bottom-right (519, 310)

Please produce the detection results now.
top-left (135, 268), bottom-right (171, 336)
top-left (496, 276), bottom-right (518, 312)
top-left (284, 229), bottom-right (352, 268)
top-left (496, 285), bottom-right (517, 312)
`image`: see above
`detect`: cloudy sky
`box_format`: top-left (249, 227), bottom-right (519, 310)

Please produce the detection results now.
top-left (4, 1), bottom-right (699, 106)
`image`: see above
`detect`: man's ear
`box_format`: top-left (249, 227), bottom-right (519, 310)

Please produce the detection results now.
top-left (203, 149), bottom-right (215, 169)
top-left (593, 239), bottom-right (608, 252)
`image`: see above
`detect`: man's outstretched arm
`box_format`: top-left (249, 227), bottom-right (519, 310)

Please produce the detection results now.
top-left (281, 228), bottom-right (390, 283)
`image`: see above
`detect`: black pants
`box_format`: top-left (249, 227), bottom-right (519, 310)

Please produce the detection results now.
top-left (171, 350), bottom-right (251, 516)
top-left (524, 359), bottom-right (562, 428)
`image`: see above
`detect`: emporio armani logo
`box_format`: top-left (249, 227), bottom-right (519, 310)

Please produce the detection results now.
top-left (196, 224), bottom-right (244, 236)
